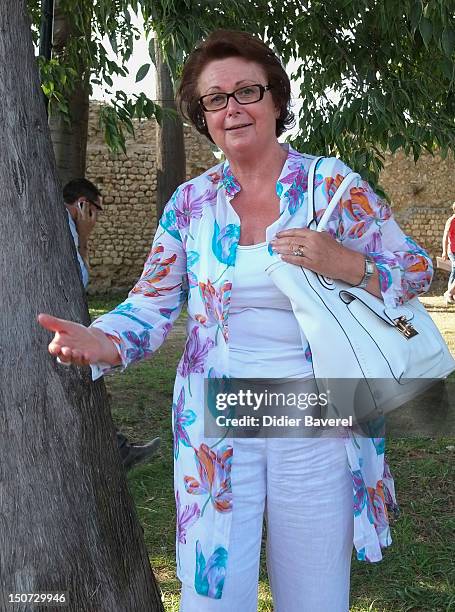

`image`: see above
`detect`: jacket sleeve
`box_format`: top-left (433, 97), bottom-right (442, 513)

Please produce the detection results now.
top-left (316, 158), bottom-right (433, 308)
top-left (90, 190), bottom-right (188, 378)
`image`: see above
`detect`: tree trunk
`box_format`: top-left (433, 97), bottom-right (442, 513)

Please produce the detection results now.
top-left (48, 0), bottom-right (90, 184)
top-left (154, 38), bottom-right (186, 221)
top-left (0, 3), bottom-right (164, 610)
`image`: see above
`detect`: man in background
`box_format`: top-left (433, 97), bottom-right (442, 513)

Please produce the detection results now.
top-left (63, 178), bottom-right (160, 470)
top-left (63, 178), bottom-right (101, 289)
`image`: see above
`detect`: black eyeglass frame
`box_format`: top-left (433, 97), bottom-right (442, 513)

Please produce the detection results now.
top-left (74, 197), bottom-right (103, 211)
top-left (199, 84), bottom-right (273, 112)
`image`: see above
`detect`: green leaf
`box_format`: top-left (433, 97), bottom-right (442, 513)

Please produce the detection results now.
top-left (375, 185), bottom-right (390, 202)
top-left (135, 96), bottom-right (144, 119)
top-left (109, 35), bottom-right (118, 55)
top-left (135, 63), bottom-right (151, 83)
top-left (154, 104), bottom-right (163, 126)
top-left (389, 134), bottom-right (405, 153)
top-left (409, 1), bottom-right (422, 33)
top-left (442, 28), bottom-right (455, 58)
top-left (148, 38), bottom-right (156, 68)
top-left (419, 17), bottom-right (432, 47)
top-left (442, 58), bottom-right (454, 80)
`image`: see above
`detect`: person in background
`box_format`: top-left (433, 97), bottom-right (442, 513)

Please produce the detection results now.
top-left (63, 178), bottom-right (160, 470)
top-left (441, 201), bottom-right (455, 304)
top-left (63, 178), bottom-right (101, 288)
top-left (443, 278), bottom-right (455, 304)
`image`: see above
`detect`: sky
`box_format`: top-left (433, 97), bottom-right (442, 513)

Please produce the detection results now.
top-left (91, 14), bottom-right (156, 103)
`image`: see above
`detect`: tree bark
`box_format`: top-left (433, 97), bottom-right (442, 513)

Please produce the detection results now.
top-left (48, 0), bottom-right (90, 184)
top-left (0, 2), bottom-right (164, 610)
top-left (154, 39), bottom-right (186, 221)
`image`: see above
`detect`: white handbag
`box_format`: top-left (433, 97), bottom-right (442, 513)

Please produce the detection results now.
top-left (266, 157), bottom-right (455, 423)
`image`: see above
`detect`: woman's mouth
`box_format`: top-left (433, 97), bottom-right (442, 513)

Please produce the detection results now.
top-left (225, 123), bottom-right (253, 131)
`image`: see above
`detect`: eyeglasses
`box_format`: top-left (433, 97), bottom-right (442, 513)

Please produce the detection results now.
top-left (75, 197), bottom-right (103, 211)
top-left (199, 84), bottom-right (272, 112)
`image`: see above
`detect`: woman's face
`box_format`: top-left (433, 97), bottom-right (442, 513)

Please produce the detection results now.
top-left (197, 57), bottom-right (279, 160)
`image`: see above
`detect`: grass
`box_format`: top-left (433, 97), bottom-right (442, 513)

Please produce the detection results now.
top-left (89, 292), bottom-right (455, 612)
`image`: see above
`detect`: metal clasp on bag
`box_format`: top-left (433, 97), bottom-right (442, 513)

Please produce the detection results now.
top-left (394, 316), bottom-right (418, 339)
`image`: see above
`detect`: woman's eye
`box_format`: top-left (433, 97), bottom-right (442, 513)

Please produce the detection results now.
top-left (209, 94), bottom-right (225, 104)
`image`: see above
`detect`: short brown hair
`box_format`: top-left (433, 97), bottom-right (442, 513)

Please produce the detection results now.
top-left (177, 30), bottom-right (295, 143)
top-left (63, 178), bottom-right (102, 207)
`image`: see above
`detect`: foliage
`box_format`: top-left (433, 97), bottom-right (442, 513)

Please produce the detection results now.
top-left (29, 0), bottom-right (455, 186)
top-left (264, 0), bottom-right (455, 186)
top-left (28, 0), bottom-right (267, 153)
top-left (141, 0), bottom-right (268, 79)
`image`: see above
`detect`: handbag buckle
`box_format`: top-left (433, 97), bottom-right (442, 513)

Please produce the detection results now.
top-left (394, 316), bottom-right (418, 339)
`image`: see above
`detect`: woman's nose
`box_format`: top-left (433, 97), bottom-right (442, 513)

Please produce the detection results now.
top-left (225, 95), bottom-right (242, 114)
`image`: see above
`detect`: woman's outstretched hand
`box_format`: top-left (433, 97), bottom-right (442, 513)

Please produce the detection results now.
top-left (38, 314), bottom-right (121, 367)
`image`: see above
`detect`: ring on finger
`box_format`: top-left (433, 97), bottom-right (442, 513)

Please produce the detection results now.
top-left (292, 244), bottom-right (305, 257)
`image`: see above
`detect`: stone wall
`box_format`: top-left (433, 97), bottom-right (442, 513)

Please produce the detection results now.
top-left (85, 103), bottom-right (454, 292)
top-left (85, 103), bottom-right (218, 292)
top-left (380, 150), bottom-right (455, 267)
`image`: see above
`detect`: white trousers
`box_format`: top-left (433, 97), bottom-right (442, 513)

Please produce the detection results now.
top-left (179, 437), bottom-right (354, 612)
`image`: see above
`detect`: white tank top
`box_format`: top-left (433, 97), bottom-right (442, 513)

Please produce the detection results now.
top-left (228, 242), bottom-right (313, 379)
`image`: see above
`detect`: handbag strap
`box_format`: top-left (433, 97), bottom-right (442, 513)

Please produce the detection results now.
top-left (306, 156), bottom-right (361, 233)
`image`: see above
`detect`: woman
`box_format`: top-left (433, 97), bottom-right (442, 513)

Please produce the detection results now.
top-left (39, 30), bottom-right (433, 611)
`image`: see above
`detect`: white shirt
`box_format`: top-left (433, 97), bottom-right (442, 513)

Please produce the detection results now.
top-left (228, 242), bottom-right (313, 379)
top-left (67, 210), bottom-right (89, 288)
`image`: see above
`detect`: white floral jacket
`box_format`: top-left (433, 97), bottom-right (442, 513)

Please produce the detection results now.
top-left (91, 145), bottom-right (433, 599)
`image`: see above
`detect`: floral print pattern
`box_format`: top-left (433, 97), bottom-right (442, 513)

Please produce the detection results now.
top-left (173, 387), bottom-right (196, 460)
top-left (196, 280), bottom-right (232, 342)
top-left (178, 326), bottom-right (214, 395)
top-left (131, 244), bottom-right (180, 298)
top-left (122, 330), bottom-right (154, 363)
top-left (194, 540), bottom-right (228, 599)
top-left (90, 145), bottom-right (433, 598)
top-left (176, 490), bottom-right (200, 545)
top-left (184, 444), bottom-right (233, 515)
top-left (176, 490), bottom-right (200, 572)
top-left (212, 221), bottom-right (240, 267)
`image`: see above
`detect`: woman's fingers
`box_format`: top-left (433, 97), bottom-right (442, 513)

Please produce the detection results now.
top-left (275, 228), bottom-right (309, 239)
top-left (272, 228), bottom-right (346, 277)
top-left (39, 314), bottom-right (117, 367)
top-left (60, 346), bottom-right (74, 359)
top-left (272, 229), bottom-right (309, 253)
top-left (272, 233), bottom-right (312, 258)
top-left (48, 339), bottom-right (63, 356)
top-left (52, 347), bottom-right (89, 367)
top-left (72, 349), bottom-right (91, 366)
top-left (38, 313), bottom-right (75, 334)
top-left (39, 313), bottom-right (93, 365)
